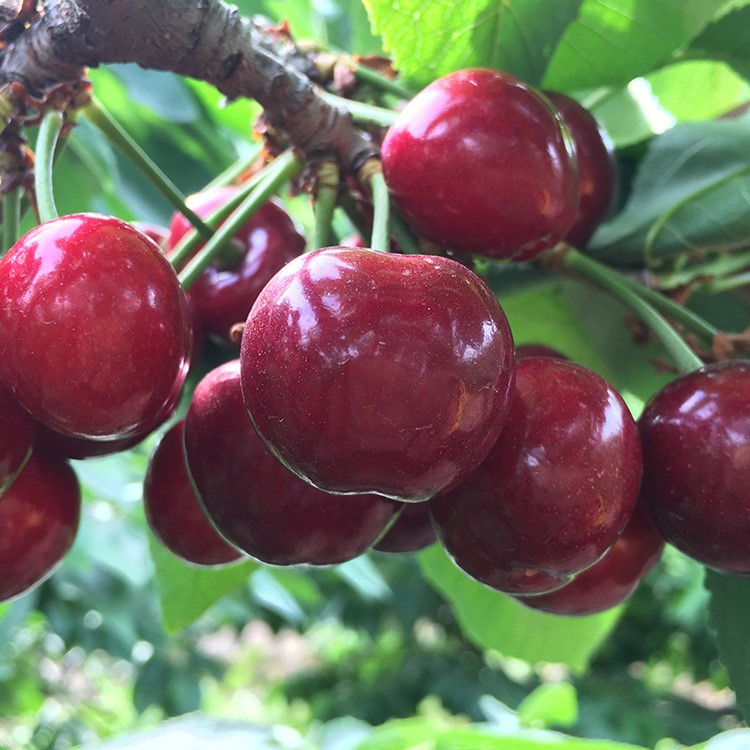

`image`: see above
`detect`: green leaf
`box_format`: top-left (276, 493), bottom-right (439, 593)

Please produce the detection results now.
top-left (706, 570), bottom-right (750, 721)
top-left (517, 683), bottom-right (579, 729)
top-left (148, 533), bottom-right (257, 634)
top-left (587, 119), bottom-right (750, 268)
top-left (418, 545), bottom-right (623, 673)
top-left (688, 2), bottom-right (750, 83)
top-left (364, 0), bottom-right (581, 89)
top-left (543, 0), bottom-right (727, 92)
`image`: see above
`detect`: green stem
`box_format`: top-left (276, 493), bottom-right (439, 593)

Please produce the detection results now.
top-left (390, 207), bottom-right (420, 254)
top-left (35, 110), bottom-right (64, 222)
top-left (702, 271), bottom-right (750, 293)
top-left (178, 152), bottom-right (304, 290)
top-left (311, 161), bottom-right (339, 250)
top-left (619, 273), bottom-right (719, 343)
top-left (2, 189), bottom-right (21, 253)
top-left (319, 92), bottom-right (399, 128)
top-left (337, 194), bottom-right (370, 245)
top-left (559, 247), bottom-right (704, 375)
top-left (204, 143), bottom-right (263, 191)
top-left (352, 63), bottom-right (412, 99)
top-left (369, 170), bottom-right (390, 253)
top-left (83, 97), bottom-right (213, 240)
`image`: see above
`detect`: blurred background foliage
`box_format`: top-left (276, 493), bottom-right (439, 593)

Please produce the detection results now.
top-left (3, 0), bottom-right (750, 748)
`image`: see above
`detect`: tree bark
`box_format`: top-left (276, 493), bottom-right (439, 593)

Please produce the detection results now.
top-left (0, 0), bottom-right (377, 171)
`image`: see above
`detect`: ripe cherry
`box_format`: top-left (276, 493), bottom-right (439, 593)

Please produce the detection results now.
top-left (381, 68), bottom-right (578, 261)
top-left (144, 421), bottom-right (243, 567)
top-left (0, 215), bottom-right (191, 441)
top-left (544, 91), bottom-right (616, 247)
top-left (516, 502), bottom-right (664, 616)
top-left (185, 361), bottom-right (399, 566)
top-left (167, 186), bottom-right (305, 344)
top-left (0, 452), bottom-right (80, 602)
top-left (0, 382), bottom-right (35, 494)
top-left (373, 502), bottom-right (437, 554)
top-left (515, 343), bottom-right (568, 360)
top-left (240, 246), bottom-right (516, 502)
top-left (639, 361), bottom-right (750, 574)
top-left (431, 357), bottom-right (642, 595)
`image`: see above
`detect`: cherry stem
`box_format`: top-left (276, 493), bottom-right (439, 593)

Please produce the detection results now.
top-left (367, 167), bottom-right (390, 253)
top-left (203, 143), bottom-right (263, 191)
top-left (35, 109), bottom-right (64, 223)
top-left (178, 151), bottom-right (304, 290)
top-left (311, 160), bottom-right (339, 250)
top-left (558, 246), bottom-right (704, 375)
top-left (390, 207), bottom-right (420, 254)
top-left (351, 62), bottom-right (412, 99)
top-left (2, 189), bottom-right (21, 253)
top-left (337, 193), bottom-right (371, 244)
top-left (83, 97), bottom-right (214, 240)
top-left (704, 272), bottom-right (750, 293)
top-left (319, 91), bottom-right (399, 128)
top-left (168, 155), bottom-right (277, 272)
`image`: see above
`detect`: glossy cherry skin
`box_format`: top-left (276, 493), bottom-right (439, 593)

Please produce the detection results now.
top-left (167, 186), bottom-right (305, 344)
top-left (431, 357), bottom-right (643, 595)
top-left (185, 361), bottom-right (399, 565)
top-left (0, 214), bottom-right (191, 440)
top-left (144, 421), bottom-right (242, 567)
top-left (639, 361), bottom-right (750, 574)
top-left (381, 69), bottom-right (578, 261)
top-left (544, 91), bottom-right (616, 248)
top-left (240, 246), bottom-right (516, 502)
top-left (517, 502), bottom-right (664, 616)
top-left (373, 501), bottom-right (437, 554)
top-left (0, 452), bottom-right (80, 602)
top-left (0, 382), bottom-right (36, 494)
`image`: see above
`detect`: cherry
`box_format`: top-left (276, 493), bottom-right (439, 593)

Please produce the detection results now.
top-left (184, 361), bottom-right (399, 565)
top-left (0, 382), bottom-right (35, 494)
top-left (544, 91), bottom-right (616, 248)
top-left (240, 246), bottom-right (516, 502)
top-left (430, 357), bottom-right (642, 595)
top-left (167, 186), bottom-right (305, 344)
top-left (36, 424), bottom-right (148, 461)
top-left (0, 214), bottom-right (190, 441)
top-left (381, 68), bottom-right (578, 261)
top-left (373, 502), bottom-right (437, 554)
top-left (0, 452), bottom-right (80, 602)
top-left (516, 502), bottom-right (664, 616)
top-left (144, 421), bottom-right (243, 567)
top-left (515, 343), bottom-right (568, 360)
top-left (639, 361), bottom-right (750, 574)
top-left (132, 221), bottom-right (168, 248)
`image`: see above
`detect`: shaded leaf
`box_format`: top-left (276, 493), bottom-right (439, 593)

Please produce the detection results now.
top-left (706, 570), bottom-right (750, 722)
top-left (588, 119), bottom-right (750, 268)
top-left (364, 0), bottom-right (580, 89)
top-left (688, 2), bottom-right (750, 83)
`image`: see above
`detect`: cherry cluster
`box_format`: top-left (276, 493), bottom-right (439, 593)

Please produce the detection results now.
top-left (0, 68), bottom-right (748, 619)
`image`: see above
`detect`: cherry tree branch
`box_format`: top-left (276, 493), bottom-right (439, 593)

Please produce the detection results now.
top-left (0, 0), bottom-right (378, 172)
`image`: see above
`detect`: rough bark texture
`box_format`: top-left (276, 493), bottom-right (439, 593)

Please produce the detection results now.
top-left (0, 0), bottom-right (377, 171)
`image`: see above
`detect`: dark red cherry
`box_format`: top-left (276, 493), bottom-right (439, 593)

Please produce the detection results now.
top-left (0, 382), bottom-right (35, 494)
top-left (381, 68), bottom-right (577, 261)
top-left (431, 357), bottom-right (642, 595)
top-left (544, 91), bottom-right (616, 247)
top-left (240, 246), bottom-right (515, 502)
top-left (184, 361), bottom-right (399, 566)
top-left (373, 502), bottom-right (437, 554)
top-left (515, 343), bottom-right (568, 360)
top-left (517, 502), bottom-right (664, 615)
top-left (36, 425), bottom-right (147, 460)
top-left (132, 222), bottom-right (168, 249)
top-left (0, 215), bottom-right (190, 440)
top-left (0, 452), bottom-right (80, 602)
top-left (639, 361), bottom-right (750, 574)
top-left (167, 186), bottom-right (305, 344)
top-left (144, 421), bottom-right (242, 567)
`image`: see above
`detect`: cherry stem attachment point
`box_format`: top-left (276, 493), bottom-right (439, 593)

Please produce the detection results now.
top-left (553, 245), bottom-right (705, 376)
top-left (178, 150), bottom-right (304, 291)
top-left (2, 189), bottom-right (21, 253)
top-left (35, 109), bottom-right (64, 223)
top-left (311, 160), bottom-right (339, 250)
top-left (83, 97), bottom-right (214, 240)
